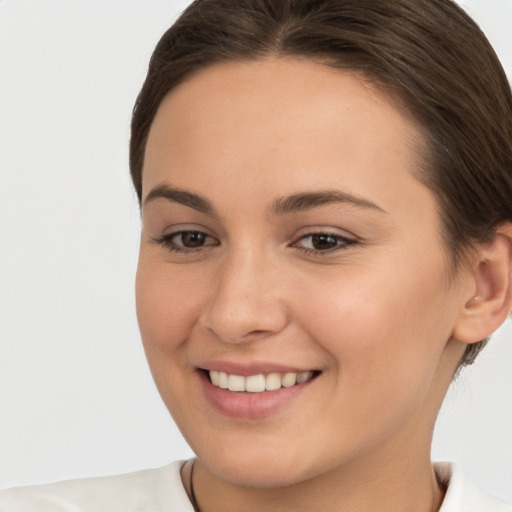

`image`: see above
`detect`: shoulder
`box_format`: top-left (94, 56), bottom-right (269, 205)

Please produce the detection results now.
top-left (436, 462), bottom-right (512, 512)
top-left (0, 460), bottom-right (195, 512)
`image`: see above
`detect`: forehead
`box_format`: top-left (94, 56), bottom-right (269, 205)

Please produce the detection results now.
top-left (143, 57), bottom-right (428, 217)
top-left (146, 57), bottom-right (420, 155)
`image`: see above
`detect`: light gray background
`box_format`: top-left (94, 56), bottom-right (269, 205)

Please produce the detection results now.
top-left (1, 0), bottom-right (511, 502)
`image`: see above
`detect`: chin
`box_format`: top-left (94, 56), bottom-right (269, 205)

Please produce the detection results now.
top-left (195, 440), bottom-right (326, 489)
top-left (207, 460), bottom-right (307, 489)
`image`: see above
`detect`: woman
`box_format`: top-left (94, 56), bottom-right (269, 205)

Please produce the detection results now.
top-left (1, 0), bottom-right (511, 510)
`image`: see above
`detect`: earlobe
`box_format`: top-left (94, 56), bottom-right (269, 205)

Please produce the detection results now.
top-left (453, 224), bottom-right (512, 344)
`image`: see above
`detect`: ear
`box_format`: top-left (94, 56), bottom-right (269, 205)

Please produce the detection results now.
top-left (453, 223), bottom-right (512, 344)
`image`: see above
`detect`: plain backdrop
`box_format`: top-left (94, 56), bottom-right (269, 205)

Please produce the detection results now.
top-left (1, 0), bottom-right (511, 502)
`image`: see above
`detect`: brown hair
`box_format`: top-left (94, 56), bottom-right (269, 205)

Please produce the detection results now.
top-left (130, 0), bottom-right (512, 367)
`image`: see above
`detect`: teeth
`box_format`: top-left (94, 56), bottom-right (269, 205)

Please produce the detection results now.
top-left (227, 374), bottom-right (245, 392)
top-left (265, 373), bottom-right (281, 391)
top-left (245, 374), bottom-right (266, 393)
top-left (210, 371), bottom-right (220, 386)
top-left (297, 371), bottom-right (313, 384)
top-left (218, 372), bottom-right (229, 389)
top-left (208, 370), bottom-right (315, 393)
top-left (282, 372), bottom-right (297, 387)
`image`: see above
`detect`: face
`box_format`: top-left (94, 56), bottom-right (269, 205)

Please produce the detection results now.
top-left (136, 58), bottom-right (468, 487)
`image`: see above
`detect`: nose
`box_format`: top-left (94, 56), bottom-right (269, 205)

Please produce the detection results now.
top-left (201, 247), bottom-right (288, 344)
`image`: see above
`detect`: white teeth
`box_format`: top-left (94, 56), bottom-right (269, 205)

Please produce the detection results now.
top-left (265, 373), bottom-right (282, 391)
top-left (227, 374), bottom-right (245, 392)
top-left (218, 372), bottom-right (229, 389)
top-left (209, 370), bottom-right (315, 393)
top-left (282, 372), bottom-right (297, 387)
top-left (245, 374), bottom-right (266, 393)
top-left (210, 370), bottom-right (220, 386)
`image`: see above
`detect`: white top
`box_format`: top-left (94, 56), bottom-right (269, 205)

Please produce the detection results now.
top-left (0, 461), bottom-right (510, 511)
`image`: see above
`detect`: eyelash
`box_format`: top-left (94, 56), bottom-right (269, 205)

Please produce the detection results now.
top-left (151, 231), bottom-right (218, 254)
top-left (293, 232), bottom-right (358, 255)
top-left (152, 230), bottom-right (358, 256)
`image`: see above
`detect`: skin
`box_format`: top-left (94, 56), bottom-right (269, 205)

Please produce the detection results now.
top-left (136, 58), bottom-right (497, 512)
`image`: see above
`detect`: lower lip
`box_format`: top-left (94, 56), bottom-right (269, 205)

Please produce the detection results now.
top-left (199, 371), bottom-right (315, 420)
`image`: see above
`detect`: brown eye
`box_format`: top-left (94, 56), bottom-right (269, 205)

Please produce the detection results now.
top-left (311, 234), bottom-right (338, 251)
top-left (179, 231), bottom-right (208, 248)
top-left (293, 232), bottom-right (357, 255)
top-left (154, 230), bottom-right (219, 253)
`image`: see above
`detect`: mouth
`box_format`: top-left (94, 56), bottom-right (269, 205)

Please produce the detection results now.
top-left (205, 369), bottom-right (320, 393)
top-left (198, 364), bottom-right (322, 419)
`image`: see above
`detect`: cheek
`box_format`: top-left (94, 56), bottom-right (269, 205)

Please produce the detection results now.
top-left (135, 257), bottom-right (212, 426)
top-left (135, 256), bottom-right (207, 358)
top-left (295, 257), bottom-right (455, 398)
top-left (285, 263), bottom-right (457, 464)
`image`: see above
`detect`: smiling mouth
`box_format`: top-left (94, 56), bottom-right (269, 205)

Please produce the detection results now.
top-left (206, 370), bottom-right (320, 393)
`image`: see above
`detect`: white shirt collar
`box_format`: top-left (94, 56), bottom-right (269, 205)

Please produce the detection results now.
top-left (435, 462), bottom-right (511, 511)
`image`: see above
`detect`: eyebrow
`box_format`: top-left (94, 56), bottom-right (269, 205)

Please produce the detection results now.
top-left (143, 184), bottom-right (385, 216)
top-left (143, 184), bottom-right (215, 214)
top-left (271, 190), bottom-right (385, 214)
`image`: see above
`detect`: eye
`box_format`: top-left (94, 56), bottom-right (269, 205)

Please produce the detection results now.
top-left (153, 230), bottom-right (219, 253)
top-left (293, 232), bottom-right (357, 254)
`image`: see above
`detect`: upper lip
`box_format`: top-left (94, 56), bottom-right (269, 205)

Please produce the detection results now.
top-left (199, 360), bottom-right (319, 376)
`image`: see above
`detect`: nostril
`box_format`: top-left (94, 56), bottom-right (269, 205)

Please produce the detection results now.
top-left (242, 329), bottom-right (273, 339)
